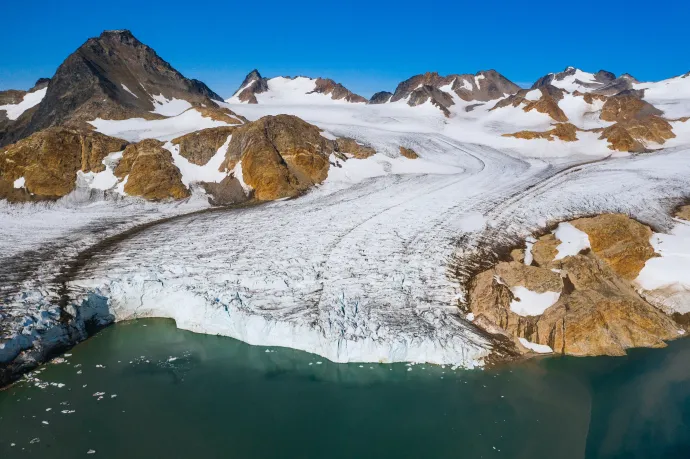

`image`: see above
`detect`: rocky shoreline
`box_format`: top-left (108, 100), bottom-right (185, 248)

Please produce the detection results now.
top-left (464, 210), bottom-right (690, 358)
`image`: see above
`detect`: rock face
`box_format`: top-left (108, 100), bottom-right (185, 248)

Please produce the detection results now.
top-left (598, 116), bottom-right (675, 152)
top-left (172, 126), bottom-right (235, 165)
top-left (114, 139), bottom-right (190, 200)
top-left (310, 78), bottom-right (367, 103)
top-left (492, 85), bottom-right (568, 122)
top-left (368, 91), bottom-right (393, 104)
top-left (390, 70), bottom-right (519, 103)
top-left (532, 67), bottom-right (617, 91)
top-left (0, 30), bottom-right (225, 147)
top-left (232, 70), bottom-right (269, 104)
top-left (600, 94), bottom-right (663, 122)
top-left (223, 115), bottom-right (335, 200)
top-left (504, 123), bottom-right (579, 142)
top-left (0, 126), bottom-right (127, 201)
top-left (468, 214), bottom-right (682, 357)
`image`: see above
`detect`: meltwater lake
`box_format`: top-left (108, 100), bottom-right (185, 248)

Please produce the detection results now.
top-left (1, 319), bottom-right (689, 458)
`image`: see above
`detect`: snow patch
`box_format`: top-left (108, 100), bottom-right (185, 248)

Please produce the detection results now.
top-left (509, 286), bottom-right (560, 316)
top-left (0, 87), bottom-right (47, 120)
top-left (90, 109), bottom-right (230, 142)
top-left (554, 222), bottom-right (590, 260)
top-left (13, 177), bottom-right (25, 189)
top-left (636, 220), bottom-right (690, 314)
top-left (150, 94), bottom-right (192, 117)
top-left (518, 337), bottom-right (553, 353)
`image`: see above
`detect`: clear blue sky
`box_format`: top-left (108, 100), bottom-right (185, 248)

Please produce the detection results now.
top-left (1, 0), bottom-right (688, 98)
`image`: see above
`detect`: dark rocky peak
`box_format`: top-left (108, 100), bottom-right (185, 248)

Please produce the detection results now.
top-left (369, 91), bottom-right (393, 104)
top-left (453, 70), bottom-right (520, 101)
top-left (232, 70), bottom-right (270, 104)
top-left (30, 78), bottom-right (50, 92)
top-left (390, 72), bottom-right (454, 102)
top-left (0, 29), bottom-right (225, 147)
top-left (594, 70), bottom-right (616, 83)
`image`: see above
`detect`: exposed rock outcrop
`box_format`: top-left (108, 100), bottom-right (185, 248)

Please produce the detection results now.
top-left (468, 214), bottom-right (683, 357)
top-left (223, 115), bottom-right (334, 200)
top-left (383, 70), bottom-right (519, 114)
top-left (600, 94), bottom-right (663, 122)
top-left (491, 85), bottom-right (568, 122)
top-left (399, 146), bottom-right (419, 159)
top-left (598, 116), bottom-right (675, 152)
top-left (504, 123), bottom-right (578, 142)
top-left (232, 70), bottom-right (269, 104)
top-left (369, 91), bottom-right (393, 104)
top-left (0, 126), bottom-right (127, 201)
top-left (335, 138), bottom-right (376, 159)
top-left (172, 126), bottom-right (235, 166)
top-left (114, 139), bottom-right (189, 200)
top-left (310, 78), bottom-right (367, 103)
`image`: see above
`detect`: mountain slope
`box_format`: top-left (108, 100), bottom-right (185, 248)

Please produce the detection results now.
top-left (228, 70), bottom-right (367, 104)
top-left (0, 30), bottom-right (226, 147)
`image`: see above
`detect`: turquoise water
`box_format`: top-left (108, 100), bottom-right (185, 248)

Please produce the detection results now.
top-left (1, 319), bottom-right (689, 458)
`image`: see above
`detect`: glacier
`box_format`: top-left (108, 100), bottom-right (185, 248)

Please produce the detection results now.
top-left (3, 96), bottom-right (690, 376)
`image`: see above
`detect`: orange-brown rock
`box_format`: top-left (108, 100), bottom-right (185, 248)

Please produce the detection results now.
top-left (115, 139), bottom-right (189, 200)
top-left (600, 94), bottom-right (663, 122)
top-left (490, 86), bottom-right (569, 123)
top-left (399, 146), bottom-right (419, 159)
top-left (582, 92), bottom-right (608, 104)
top-left (524, 95), bottom-right (568, 122)
top-left (0, 126), bottom-right (127, 201)
top-left (469, 252), bottom-right (680, 357)
top-left (598, 116), bottom-right (675, 152)
top-left (335, 138), bottom-right (376, 159)
top-left (171, 126), bottom-right (235, 166)
top-left (569, 214), bottom-right (654, 280)
top-left (504, 123), bottom-right (578, 142)
top-left (530, 233), bottom-right (559, 267)
top-left (223, 115), bottom-right (334, 200)
top-left (312, 78), bottom-right (368, 103)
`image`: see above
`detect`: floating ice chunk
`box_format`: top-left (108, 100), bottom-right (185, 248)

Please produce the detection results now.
top-left (518, 337), bottom-right (553, 353)
top-left (554, 222), bottom-right (590, 260)
top-left (509, 286), bottom-right (560, 316)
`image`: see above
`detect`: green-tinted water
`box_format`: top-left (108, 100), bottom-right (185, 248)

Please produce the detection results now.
top-left (1, 319), bottom-right (688, 458)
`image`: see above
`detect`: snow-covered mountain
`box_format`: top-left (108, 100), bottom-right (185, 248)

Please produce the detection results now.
top-left (227, 70), bottom-right (367, 104)
top-left (2, 29), bottom-right (690, 387)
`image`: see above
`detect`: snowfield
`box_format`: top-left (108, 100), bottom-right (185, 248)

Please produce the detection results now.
top-left (3, 89), bottom-right (690, 371)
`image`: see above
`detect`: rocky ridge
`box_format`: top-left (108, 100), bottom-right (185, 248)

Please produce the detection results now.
top-left (467, 214), bottom-right (686, 357)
